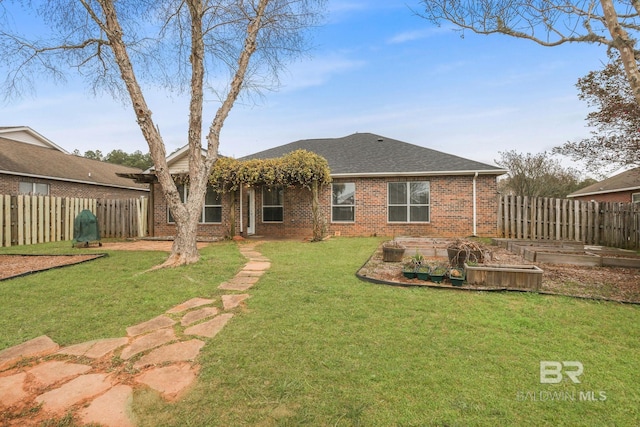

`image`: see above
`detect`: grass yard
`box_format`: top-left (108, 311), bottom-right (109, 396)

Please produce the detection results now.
top-left (0, 240), bottom-right (245, 349)
top-left (2, 237), bottom-right (639, 426)
top-left (132, 238), bottom-right (639, 426)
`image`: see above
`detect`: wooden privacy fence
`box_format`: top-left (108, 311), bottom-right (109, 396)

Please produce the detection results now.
top-left (498, 195), bottom-right (640, 249)
top-left (0, 195), bottom-right (148, 247)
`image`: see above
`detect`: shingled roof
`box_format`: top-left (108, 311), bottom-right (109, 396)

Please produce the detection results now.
top-left (240, 133), bottom-right (506, 177)
top-left (0, 136), bottom-right (148, 191)
top-left (568, 167), bottom-right (640, 198)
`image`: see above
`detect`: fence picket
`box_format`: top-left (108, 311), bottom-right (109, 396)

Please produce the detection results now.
top-left (0, 195), bottom-right (148, 247)
top-left (497, 195), bottom-right (640, 249)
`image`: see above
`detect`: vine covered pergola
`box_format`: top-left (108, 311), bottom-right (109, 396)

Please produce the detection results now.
top-left (208, 150), bottom-right (332, 241)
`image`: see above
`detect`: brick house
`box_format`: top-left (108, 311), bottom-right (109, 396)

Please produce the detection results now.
top-left (141, 133), bottom-right (507, 240)
top-left (0, 126), bottom-right (149, 199)
top-left (568, 168), bottom-right (640, 203)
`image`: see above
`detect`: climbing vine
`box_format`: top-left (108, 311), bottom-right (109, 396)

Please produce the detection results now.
top-left (208, 150), bottom-right (332, 241)
top-left (209, 149), bottom-right (331, 191)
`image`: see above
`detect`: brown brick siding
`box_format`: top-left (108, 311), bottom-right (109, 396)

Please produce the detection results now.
top-left (152, 184), bottom-right (232, 239)
top-left (0, 173), bottom-right (148, 199)
top-left (151, 175), bottom-right (500, 240)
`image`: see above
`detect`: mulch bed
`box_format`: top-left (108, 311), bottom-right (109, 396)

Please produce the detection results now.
top-left (0, 240), bottom-right (213, 281)
top-left (358, 243), bottom-right (640, 304)
top-left (0, 254), bottom-right (106, 281)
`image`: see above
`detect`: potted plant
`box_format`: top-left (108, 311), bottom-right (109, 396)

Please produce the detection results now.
top-left (429, 263), bottom-right (447, 283)
top-left (402, 260), bottom-right (417, 279)
top-left (448, 267), bottom-right (465, 286)
top-left (416, 264), bottom-right (430, 281)
top-left (382, 240), bottom-right (406, 262)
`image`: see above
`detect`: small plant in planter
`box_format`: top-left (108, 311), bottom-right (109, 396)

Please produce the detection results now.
top-left (429, 263), bottom-right (447, 283)
top-left (401, 251), bottom-right (424, 280)
top-left (416, 264), bottom-right (431, 281)
top-left (382, 240), bottom-right (406, 262)
top-left (448, 267), bottom-right (465, 286)
top-left (410, 250), bottom-right (425, 266)
top-left (402, 260), bottom-right (417, 279)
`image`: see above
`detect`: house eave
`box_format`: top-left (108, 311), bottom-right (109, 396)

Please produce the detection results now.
top-left (567, 186), bottom-right (640, 198)
top-left (331, 169), bottom-right (508, 178)
top-left (0, 170), bottom-right (149, 192)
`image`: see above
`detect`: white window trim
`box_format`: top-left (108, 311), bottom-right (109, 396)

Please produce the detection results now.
top-left (331, 182), bottom-right (356, 223)
top-left (387, 181), bottom-right (430, 223)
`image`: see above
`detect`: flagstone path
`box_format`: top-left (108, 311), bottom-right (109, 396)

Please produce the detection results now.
top-left (0, 241), bottom-right (269, 427)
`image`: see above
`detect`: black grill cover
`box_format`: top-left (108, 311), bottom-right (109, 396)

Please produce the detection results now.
top-left (73, 209), bottom-right (101, 243)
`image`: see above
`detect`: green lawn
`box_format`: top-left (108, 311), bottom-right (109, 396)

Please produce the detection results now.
top-left (2, 238), bottom-right (639, 426)
top-left (0, 240), bottom-right (245, 349)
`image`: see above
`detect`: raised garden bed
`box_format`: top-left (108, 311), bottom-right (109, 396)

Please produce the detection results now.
top-left (584, 246), bottom-right (640, 268)
top-left (498, 239), bottom-right (640, 268)
top-left (464, 262), bottom-right (543, 291)
top-left (524, 248), bottom-right (602, 266)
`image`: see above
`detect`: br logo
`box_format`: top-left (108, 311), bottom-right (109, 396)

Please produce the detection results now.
top-left (540, 361), bottom-right (584, 384)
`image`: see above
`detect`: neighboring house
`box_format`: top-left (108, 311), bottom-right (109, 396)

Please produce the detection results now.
top-left (0, 126), bottom-right (149, 199)
top-left (137, 133), bottom-right (507, 240)
top-left (568, 168), bottom-right (640, 203)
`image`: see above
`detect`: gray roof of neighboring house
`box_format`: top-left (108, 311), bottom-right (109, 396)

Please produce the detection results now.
top-left (240, 133), bottom-right (506, 176)
top-left (0, 136), bottom-right (149, 191)
top-left (568, 167), bottom-right (640, 198)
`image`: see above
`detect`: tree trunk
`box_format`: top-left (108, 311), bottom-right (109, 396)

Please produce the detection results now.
top-left (159, 211), bottom-right (200, 268)
top-left (600, 0), bottom-right (640, 106)
top-left (311, 180), bottom-right (324, 241)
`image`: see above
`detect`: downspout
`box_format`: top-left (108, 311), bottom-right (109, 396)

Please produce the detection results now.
top-left (472, 172), bottom-right (478, 236)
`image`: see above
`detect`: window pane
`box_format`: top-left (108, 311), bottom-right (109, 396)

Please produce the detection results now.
top-left (33, 183), bottom-right (49, 195)
top-left (388, 183), bottom-right (407, 204)
top-left (205, 187), bottom-right (221, 205)
top-left (410, 182), bottom-right (429, 204)
top-left (388, 206), bottom-right (407, 222)
top-left (333, 183), bottom-right (355, 206)
top-left (204, 207), bottom-right (222, 223)
top-left (19, 182), bottom-right (32, 194)
top-left (263, 207), bottom-right (283, 222)
top-left (263, 186), bottom-right (283, 205)
top-left (410, 206), bottom-right (429, 222)
top-left (177, 185), bottom-right (186, 203)
top-left (333, 206), bottom-right (354, 222)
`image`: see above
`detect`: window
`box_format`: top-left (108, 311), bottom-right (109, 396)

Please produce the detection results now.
top-left (633, 193), bottom-right (640, 203)
top-left (19, 182), bottom-right (49, 195)
top-left (332, 182), bottom-right (355, 222)
top-left (262, 186), bottom-right (283, 222)
top-left (168, 184), bottom-right (222, 223)
top-left (388, 181), bottom-right (430, 222)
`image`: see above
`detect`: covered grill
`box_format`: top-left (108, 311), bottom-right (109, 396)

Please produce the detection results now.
top-left (72, 209), bottom-right (102, 248)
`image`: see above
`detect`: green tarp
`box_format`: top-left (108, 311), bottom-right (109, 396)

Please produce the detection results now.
top-left (73, 209), bottom-right (101, 245)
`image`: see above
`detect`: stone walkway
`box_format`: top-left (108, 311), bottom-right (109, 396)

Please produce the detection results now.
top-left (0, 241), bottom-right (269, 427)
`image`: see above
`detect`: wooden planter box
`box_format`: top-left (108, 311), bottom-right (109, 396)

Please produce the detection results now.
top-left (382, 245), bottom-right (405, 262)
top-left (530, 250), bottom-right (601, 267)
top-left (585, 247), bottom-right (640, 268)
top-left (464, 263), bottom-right (543, 291)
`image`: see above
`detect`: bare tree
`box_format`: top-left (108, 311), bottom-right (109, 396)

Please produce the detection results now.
top-left (419, 1), bottom-right (640, 105)
top-left (496, 150), bottom-right (596, 197)
top-left (0, 0), bottom-right (325, 267)
top-left (554, 51), bottom-right (640, 173)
